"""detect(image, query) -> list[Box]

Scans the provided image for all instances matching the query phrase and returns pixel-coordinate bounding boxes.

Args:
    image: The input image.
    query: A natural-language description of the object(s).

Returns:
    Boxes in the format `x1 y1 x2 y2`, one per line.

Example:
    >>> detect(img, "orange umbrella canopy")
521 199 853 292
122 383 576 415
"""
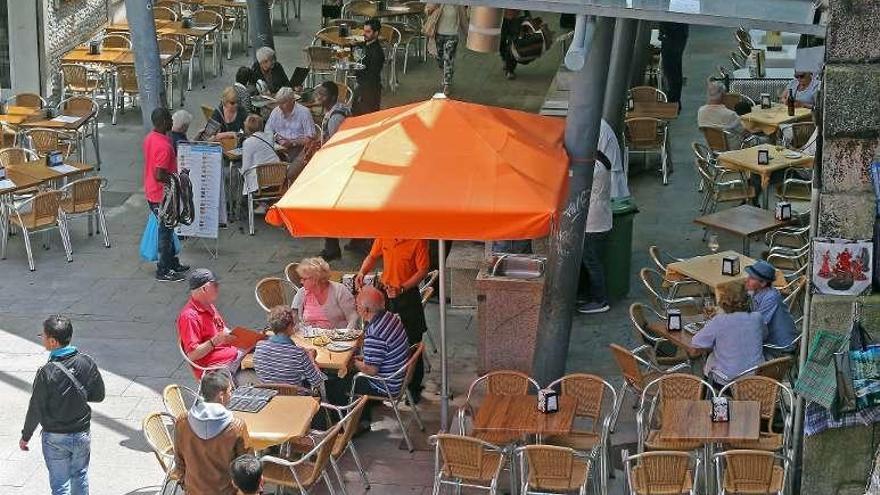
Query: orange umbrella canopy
266 95 568 240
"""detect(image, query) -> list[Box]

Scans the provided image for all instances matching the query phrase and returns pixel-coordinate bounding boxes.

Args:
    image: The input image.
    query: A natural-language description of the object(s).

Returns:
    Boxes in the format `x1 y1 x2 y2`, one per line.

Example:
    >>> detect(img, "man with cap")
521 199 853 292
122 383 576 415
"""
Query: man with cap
177 269 245 377
745 260 798 356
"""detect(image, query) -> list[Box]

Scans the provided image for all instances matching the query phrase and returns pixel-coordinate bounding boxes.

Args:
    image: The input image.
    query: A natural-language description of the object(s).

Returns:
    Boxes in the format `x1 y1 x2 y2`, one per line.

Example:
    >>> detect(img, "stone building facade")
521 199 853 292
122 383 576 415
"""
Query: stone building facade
42 0 116 96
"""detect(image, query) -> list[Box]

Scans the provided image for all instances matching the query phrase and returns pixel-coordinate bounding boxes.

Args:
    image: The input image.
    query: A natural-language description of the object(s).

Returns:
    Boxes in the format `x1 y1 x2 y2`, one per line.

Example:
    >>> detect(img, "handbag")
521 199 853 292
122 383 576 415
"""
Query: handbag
511 18 553 65
139 212 181 262
850 302 880 409
795 329 849 409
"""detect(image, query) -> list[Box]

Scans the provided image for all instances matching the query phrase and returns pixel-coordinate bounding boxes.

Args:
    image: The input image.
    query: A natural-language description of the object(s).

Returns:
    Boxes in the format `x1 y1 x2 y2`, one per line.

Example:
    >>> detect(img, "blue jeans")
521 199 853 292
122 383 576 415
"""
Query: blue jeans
42 431 91 495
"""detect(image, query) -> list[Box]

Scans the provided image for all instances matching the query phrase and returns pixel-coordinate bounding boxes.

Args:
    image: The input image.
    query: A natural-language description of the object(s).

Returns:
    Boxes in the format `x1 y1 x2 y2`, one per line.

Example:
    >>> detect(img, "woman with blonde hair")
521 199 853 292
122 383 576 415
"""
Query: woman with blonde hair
292 257 358 329
210 86 248 140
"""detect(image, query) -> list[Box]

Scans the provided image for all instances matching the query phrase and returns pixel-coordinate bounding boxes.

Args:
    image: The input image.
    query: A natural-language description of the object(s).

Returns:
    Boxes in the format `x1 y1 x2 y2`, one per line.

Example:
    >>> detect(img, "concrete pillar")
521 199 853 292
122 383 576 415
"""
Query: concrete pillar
801 1 880 494
124 0 165 131
627 21 652 88
247 0 274 56
532 16 615 385
603 18 637 141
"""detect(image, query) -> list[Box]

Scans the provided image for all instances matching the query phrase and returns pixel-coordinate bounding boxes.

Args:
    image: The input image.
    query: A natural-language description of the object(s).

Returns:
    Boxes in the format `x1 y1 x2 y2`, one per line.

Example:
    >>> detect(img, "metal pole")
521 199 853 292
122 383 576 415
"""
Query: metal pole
124 0 166 131
247 0 275 57
603 18 637 137
532 16 615 386
628 20 652 88
438 239 449 431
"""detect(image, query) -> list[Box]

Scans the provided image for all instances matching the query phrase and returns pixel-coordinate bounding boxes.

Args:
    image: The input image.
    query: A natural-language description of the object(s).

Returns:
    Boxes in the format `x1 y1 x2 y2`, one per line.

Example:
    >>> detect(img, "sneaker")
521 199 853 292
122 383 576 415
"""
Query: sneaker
172 264 190 274
505 71 516 80
318 249 341 261
576 301 610 314
156 271 186 283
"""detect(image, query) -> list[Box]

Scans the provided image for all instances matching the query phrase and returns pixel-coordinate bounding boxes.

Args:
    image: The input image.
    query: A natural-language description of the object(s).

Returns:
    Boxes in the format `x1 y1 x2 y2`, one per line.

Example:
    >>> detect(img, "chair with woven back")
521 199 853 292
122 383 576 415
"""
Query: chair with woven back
158 37 187 106
161 383 199 418
305 45 335 86
516 444 594 495
721 376 794 454
101 33 132 49
628 86 667 103
12 93 47 109
692 155 754 215
153 5 178 21
192 10 224 76
58 176 110 247
113 65 140 124
624 117 670 185
283 261 302 288
623 449 699 495
162 33 198 91
629 302 692 367
418 269 440 353
0 146 39 166
733 356 795 384
638 267 704 317
721 92 755 112
248 161 288 235
2 189 73 271
713 449 789 495
59 96 101 168
202 5 239 60
142 411 181 495
254 276 298 312
155 0 181 13
379 24 402 91
429 433 506 495
637 374 716 454
26 128 74 159
458 370 542 447
260 421 343 493
700 125 735 154
60 64 100 101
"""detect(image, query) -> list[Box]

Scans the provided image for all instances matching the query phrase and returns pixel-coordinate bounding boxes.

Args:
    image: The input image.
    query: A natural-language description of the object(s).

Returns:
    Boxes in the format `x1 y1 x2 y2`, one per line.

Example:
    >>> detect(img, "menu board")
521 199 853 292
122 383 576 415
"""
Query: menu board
176 142 222 239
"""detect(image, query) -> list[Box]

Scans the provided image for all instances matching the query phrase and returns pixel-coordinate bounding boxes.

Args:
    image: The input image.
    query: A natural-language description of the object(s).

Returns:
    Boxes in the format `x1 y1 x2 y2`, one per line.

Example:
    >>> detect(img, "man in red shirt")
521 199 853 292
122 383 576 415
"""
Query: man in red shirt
144 107 188 282
177 269 242 378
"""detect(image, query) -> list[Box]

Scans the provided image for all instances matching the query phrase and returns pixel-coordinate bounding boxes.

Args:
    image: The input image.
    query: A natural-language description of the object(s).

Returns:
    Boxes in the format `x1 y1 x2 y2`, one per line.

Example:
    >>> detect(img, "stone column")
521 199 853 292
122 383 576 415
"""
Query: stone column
801 2 880 494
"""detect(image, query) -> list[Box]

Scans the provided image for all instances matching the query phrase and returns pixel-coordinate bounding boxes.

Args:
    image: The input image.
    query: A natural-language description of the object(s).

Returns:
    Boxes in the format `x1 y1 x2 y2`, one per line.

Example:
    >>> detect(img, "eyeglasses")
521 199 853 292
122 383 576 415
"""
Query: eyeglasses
794 73 807 79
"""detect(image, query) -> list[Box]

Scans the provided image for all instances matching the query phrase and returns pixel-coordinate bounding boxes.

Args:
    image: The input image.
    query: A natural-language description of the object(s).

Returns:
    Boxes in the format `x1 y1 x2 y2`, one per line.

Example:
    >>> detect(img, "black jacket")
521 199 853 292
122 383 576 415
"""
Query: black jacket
21 349 105 441
250 61 290 94
356 40 384 91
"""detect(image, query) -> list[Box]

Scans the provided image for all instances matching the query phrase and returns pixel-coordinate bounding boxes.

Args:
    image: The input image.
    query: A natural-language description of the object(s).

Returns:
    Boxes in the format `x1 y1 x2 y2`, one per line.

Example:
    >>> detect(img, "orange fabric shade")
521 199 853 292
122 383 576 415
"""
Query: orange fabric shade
266 96 568 240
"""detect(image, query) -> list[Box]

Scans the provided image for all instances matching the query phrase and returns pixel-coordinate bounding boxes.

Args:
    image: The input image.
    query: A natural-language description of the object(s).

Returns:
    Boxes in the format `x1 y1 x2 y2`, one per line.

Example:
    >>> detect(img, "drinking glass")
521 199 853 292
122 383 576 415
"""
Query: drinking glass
708 234 720 254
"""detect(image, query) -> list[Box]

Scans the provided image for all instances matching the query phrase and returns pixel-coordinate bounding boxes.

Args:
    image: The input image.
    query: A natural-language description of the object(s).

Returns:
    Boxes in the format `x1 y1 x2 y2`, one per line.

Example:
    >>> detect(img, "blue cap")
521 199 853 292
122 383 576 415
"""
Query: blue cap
745 260 776 282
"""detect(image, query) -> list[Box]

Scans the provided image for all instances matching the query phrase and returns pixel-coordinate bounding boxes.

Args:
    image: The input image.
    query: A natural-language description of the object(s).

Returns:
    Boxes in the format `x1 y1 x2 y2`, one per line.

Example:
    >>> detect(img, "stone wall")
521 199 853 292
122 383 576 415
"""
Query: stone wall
802 1 880 494
43 0 110 96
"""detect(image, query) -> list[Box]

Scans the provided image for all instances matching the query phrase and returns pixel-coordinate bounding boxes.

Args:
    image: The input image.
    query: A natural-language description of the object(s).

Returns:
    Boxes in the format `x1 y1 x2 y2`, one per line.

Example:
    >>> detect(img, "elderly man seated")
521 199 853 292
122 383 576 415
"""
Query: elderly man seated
697 81 750 142
250 46 289 95
265 86 316 166
173 370 252 495
746 260 799 357
252 306 325 393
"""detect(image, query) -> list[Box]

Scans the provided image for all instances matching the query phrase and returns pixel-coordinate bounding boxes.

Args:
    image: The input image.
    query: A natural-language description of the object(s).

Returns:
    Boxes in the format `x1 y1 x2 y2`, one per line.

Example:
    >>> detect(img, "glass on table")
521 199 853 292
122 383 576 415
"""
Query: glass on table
707 234 720 254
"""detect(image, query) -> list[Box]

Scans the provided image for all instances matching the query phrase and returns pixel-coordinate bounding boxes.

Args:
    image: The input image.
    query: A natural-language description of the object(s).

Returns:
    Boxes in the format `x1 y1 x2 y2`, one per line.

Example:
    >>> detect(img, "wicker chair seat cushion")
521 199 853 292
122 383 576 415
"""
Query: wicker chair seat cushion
528 460 589 492
545 430 600 452
726 432 784 451
645 430 703 451
10 211 57 230
632 466 694 495
722 465 784 494
441 451 504 482
59 196 97 214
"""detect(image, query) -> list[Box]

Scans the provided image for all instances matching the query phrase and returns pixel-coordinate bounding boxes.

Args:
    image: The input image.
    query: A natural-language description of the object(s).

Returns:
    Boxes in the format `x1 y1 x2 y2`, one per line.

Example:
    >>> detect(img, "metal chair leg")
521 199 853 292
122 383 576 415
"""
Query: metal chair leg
59 220 73 262
405 390 425 431
330 458 348 495
248 194 255 235
348 443 370 489
21 226 35 271
98 207 110 248
390 400 414 452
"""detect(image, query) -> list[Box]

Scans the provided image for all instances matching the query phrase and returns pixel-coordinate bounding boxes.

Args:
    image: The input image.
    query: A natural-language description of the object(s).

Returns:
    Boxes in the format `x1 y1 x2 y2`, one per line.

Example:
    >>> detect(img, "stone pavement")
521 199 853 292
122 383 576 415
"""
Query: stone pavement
0 7 746 493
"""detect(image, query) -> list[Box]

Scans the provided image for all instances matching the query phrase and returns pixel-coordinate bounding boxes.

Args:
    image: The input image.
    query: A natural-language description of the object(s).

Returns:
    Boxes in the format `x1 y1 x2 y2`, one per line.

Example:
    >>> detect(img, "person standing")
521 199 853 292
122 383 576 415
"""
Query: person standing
499 9 526 80
658 22 689 112
356 238 429 401
20 316 106 495
576 149 613 314
353 18 385 116
425 3 468 93
143 107 188 282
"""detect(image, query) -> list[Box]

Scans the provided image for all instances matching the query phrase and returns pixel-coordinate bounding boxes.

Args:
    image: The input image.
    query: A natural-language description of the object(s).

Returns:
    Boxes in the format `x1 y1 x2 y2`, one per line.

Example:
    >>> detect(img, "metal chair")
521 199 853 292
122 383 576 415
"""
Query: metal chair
158 37 186 106
305 45 335 87
623 450 699 495
193 9 224 76
26 128 74 158
161 383 199 418
418 269 439 353
778 121 816 151
628 86 667 103
283 261 302 288
162 33 198 92
349 343 426 452
60 64 100 101
255 276 298 311
721 92 755 112
638 268 703 317
101 33 132 49
764 226 808 251
260 422 343 493
59 96 101 168
712 450 789 495
58 176 110 248
700 125 736 154
1 190 73 271
629 303 692 367
720 377 794 454
692 156 754 215
142 411 181 495
11 93 47 109
647 245 684 272
153 6 179 21
0 147 39 166
637 374 716 454
430 433 506 495
113 65 140 125
380 24 403 91
202 5 239 60
624 117 670 185
177 339 227 379
733 356 795 384
516 444 595 495
247 161 287 235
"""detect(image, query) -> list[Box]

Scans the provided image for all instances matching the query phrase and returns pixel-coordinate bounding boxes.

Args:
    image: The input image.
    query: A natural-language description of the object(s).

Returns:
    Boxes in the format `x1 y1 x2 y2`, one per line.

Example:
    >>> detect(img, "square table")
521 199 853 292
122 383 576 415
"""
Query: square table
239 333 360 378
626 101 679 120
646 316 706 357
694 204 792 255
716 144 813 208
666 251 785 300
741 104 811 135
234 395 320 450
62 47 131 65
155 22 219 89
473 394 577 438
0 106 43 125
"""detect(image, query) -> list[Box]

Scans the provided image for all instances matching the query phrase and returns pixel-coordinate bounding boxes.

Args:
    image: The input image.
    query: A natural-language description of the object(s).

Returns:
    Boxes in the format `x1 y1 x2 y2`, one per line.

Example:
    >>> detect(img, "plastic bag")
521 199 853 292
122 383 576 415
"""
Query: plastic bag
139 212 181 262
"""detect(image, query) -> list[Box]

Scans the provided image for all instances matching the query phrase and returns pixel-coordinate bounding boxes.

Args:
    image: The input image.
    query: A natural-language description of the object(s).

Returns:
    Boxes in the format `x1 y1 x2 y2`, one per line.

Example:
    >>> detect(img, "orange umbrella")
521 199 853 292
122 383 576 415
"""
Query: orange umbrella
266 95 568 240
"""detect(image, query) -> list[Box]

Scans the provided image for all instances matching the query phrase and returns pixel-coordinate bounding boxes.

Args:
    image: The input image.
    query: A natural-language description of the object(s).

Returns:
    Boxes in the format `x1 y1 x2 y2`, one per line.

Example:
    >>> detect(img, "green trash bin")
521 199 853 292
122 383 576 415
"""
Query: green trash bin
602 196 639 301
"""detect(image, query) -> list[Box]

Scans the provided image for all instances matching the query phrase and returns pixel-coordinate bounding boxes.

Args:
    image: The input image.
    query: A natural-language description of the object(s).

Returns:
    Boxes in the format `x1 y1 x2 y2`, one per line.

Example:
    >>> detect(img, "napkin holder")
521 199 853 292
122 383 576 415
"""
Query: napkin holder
757 149 770 165
181 16 193 28
722 255 741 276
46 106 58 119
88 40 101 55
46 150 64 168
667 308 682 332
775 201 792 221
711 397 730 422
339 23 351 37
0 166 6 180
760 93 771 109
537 388 559 414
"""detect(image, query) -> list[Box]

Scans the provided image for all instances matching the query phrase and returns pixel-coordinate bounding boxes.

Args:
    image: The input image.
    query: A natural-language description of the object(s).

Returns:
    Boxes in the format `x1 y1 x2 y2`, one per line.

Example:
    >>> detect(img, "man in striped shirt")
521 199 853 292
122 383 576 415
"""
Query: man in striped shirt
253 306 325 393
351 287 410 425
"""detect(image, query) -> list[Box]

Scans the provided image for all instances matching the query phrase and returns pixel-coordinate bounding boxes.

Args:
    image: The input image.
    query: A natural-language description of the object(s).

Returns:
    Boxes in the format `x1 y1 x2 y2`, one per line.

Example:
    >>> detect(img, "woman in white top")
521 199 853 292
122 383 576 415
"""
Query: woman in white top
782 71 820 109
292 257 358 329
240 114 280 196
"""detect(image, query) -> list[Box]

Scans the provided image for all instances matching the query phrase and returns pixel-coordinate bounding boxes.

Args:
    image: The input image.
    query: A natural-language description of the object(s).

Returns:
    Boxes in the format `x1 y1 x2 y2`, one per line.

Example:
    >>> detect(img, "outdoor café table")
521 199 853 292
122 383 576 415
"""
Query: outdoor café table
234 395 320 451
646 315 707 358
0 105 42 125
293 333 361 378
20 112 96 164
473 394 577 441
665 251 785 301
659 399 761 494
625 100 679 120
316 28 384 47
61 47 131 65
740 103 811 136
694 204 792 256
715 143 814 208
156 22 219 89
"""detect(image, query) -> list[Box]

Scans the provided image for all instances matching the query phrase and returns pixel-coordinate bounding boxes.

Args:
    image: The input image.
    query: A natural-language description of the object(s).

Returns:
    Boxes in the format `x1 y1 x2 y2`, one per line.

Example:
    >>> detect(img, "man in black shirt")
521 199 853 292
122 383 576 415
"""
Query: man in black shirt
353 18 385 116
659 22 689 112
20 315 105 495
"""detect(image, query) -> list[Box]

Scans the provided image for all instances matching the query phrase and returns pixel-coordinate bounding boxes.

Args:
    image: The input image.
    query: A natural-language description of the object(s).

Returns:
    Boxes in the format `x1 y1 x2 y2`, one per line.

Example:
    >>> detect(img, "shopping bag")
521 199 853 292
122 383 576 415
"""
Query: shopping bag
812 237 873 295
850 314 880 409
795 329 849 409
834 349 858 415
139 213 181 262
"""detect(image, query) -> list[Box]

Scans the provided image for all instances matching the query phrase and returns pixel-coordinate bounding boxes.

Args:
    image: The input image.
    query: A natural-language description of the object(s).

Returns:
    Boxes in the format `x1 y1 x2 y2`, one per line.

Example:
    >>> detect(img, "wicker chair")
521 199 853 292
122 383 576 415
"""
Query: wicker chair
142 412 181 495
1 190 73 271
202 5 239 60
60 64 100 101
418 269 440 353
623 450 699 495
283 261 302 288
101 33 132 49
637 374 715 454
112 65 140 125
12 93 47 109
161 383 198 418
349 343 425 452
624 117 670 185
379 24 403 91
713 450 789 495
305 45 335 86
647 245 684 272
0 147 39 166
177 339 227 380
638 268 703 317
254 276 298 311
721 377 794 454
26 128 74 158
700 126 736 154
162 33 198 91
733 356 795 384
58 176 110 247
153 5 179 21
516 444 594 495
193 10 224 76
158 37 186 106
261 422 343 493
429 433 506 494
247 161 287 235
628 86 667 103
778 121 816 151
721 92 755 112
629 303 692 366
59 96 101 168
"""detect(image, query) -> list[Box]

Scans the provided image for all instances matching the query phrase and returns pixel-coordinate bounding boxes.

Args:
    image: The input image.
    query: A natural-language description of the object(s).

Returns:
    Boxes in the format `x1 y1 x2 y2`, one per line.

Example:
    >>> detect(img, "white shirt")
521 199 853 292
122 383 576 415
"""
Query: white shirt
240 131 281 195
265 103 316 142
598 119 627 199
585 159 612 233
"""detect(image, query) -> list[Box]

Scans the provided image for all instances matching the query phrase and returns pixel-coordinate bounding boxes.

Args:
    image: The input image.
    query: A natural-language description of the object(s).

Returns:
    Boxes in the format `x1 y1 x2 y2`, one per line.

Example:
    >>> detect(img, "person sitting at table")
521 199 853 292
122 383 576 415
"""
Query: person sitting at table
265 87 316 180
292 257 358 329
782 71 820 109
745 260 799 357
240 114 280 198
177 269 245 378
170 109 192 152
697 81 750 143
230 454 263 495
251 46 289 95
252 306 325 393
210 87 247 141
691 291 767 387
233 66 257 115
173 370 251 495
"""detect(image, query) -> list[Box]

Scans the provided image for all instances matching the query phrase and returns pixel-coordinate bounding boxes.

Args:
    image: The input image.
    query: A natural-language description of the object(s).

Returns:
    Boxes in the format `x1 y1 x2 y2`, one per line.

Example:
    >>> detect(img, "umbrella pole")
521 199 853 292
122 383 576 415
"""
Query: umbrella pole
439 239 449 432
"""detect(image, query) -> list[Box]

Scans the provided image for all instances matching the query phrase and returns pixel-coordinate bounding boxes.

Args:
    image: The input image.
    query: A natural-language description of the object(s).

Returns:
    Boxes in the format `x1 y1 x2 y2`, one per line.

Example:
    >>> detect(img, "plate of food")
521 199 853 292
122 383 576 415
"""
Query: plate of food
331 328 362 341
385 5 410 11
311 335 331 347
346 35 365 43
327 342 354 352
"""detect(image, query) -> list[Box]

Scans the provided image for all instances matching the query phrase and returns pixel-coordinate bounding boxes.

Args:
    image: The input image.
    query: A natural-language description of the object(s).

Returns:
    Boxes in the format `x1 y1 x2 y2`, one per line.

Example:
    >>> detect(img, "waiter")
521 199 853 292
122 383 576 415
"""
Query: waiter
353 18 385 116
356 238 429 402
